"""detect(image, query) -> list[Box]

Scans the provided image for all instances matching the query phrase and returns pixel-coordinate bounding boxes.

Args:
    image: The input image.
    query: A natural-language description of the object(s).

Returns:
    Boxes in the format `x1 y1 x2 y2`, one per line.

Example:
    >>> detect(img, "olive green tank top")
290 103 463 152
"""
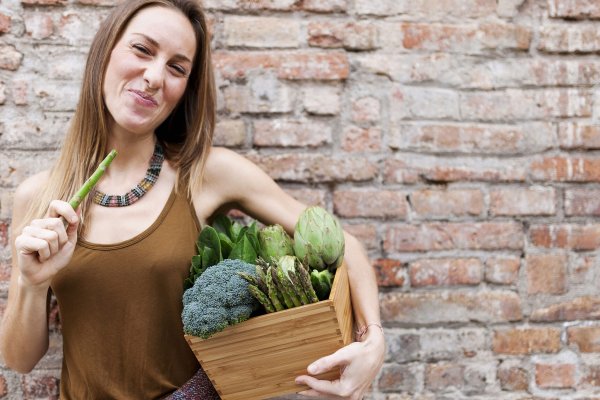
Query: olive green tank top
51 188 201 399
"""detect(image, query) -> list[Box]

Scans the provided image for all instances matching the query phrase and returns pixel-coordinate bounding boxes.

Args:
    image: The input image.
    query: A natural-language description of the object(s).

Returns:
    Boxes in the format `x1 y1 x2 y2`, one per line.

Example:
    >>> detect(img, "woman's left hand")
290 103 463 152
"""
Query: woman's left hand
294 328 385 399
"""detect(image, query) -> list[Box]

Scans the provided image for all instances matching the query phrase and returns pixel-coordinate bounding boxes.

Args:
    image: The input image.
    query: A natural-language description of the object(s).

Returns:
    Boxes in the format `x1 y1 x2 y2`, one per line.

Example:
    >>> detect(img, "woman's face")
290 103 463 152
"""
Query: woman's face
103 5 197 136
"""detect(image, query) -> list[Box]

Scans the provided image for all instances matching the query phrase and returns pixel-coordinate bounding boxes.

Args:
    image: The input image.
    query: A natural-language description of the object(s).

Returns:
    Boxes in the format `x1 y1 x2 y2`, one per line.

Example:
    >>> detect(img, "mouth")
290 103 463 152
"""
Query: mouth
128 89 158 107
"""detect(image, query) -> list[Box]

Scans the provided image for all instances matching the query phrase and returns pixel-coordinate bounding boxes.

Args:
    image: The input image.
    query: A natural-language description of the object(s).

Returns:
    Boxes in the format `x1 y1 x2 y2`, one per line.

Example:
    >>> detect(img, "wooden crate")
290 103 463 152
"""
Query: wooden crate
184 262 354 400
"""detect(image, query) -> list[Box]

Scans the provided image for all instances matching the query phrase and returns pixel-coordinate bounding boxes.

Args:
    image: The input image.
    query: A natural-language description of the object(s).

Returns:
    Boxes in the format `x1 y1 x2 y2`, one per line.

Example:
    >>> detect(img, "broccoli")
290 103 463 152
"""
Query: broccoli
182 259 260 339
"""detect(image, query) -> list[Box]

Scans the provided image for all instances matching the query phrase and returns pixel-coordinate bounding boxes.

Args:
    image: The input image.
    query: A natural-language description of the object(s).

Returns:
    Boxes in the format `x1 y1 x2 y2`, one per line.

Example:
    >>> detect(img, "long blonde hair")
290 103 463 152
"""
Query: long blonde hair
21 0 216 235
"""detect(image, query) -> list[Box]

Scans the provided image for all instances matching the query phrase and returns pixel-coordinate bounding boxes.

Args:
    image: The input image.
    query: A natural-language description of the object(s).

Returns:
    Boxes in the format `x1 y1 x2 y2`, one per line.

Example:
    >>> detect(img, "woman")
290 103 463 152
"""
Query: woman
0 0 384 398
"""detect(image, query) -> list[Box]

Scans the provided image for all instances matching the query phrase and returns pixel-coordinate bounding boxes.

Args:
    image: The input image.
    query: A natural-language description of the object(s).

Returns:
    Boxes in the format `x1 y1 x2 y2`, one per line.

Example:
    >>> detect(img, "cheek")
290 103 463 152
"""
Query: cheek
164 79 189 108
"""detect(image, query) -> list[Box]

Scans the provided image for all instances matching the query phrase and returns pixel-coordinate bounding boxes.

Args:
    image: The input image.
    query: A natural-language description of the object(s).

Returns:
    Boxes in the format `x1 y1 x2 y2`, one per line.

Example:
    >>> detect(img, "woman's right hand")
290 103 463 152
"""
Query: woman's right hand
14 200 79 289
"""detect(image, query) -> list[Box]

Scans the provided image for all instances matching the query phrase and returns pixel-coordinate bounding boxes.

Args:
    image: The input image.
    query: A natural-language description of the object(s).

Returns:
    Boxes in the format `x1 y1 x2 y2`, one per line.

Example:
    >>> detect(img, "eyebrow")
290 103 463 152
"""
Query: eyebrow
132 33 193 64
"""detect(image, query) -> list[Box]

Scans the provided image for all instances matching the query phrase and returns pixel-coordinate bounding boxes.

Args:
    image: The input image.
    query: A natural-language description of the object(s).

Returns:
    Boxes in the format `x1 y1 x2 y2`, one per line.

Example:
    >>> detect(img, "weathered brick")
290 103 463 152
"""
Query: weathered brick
585 365 600 387
283 188 326 208
343 224 378 250
461 89 592 121
425 363 464 391
485 257 520 285
0 83 5 105
301 0 347 12
498 360 529 391
0 150 57 187
409 258 482 288
22 0 66 4
529 224 600 250
391 86 460 120
224 16 300 48
565 189 600 216
12 80 28 106
491 187 556 216
34 80 81 111
570 254 596 284
302 85 340 115
214 51 350 81
0 189 14 219
399 22 530 53
531 296 600 321
493 328 561 354
0 44 23 71
0 13 11 34
0 220 8 248
373 258 405 287
559 123 600 150
0 260 11 283
253 119 332 148
498 0 526 17
385 332 420 362
57 10 107 45
389 123 555 155
334 189 407 218
548 0 600 19
357 0 497 18
1 112 70 150
341 126 381 152
526 253 567 295
24 13 54 39
223 75 294 114
308 21 377 51
378 364 419 393
410 189 484 219
539 25 600 53
535 363 576 389
351 96 380 123
568 326 600 352
385 222 523 252
76 0 121 5
354 0 404 15
249 153 377 183
419 329 487 360
203 0 296 11
381 290 522 324
0 374 6 398
21 373 60 398
214 119 246 147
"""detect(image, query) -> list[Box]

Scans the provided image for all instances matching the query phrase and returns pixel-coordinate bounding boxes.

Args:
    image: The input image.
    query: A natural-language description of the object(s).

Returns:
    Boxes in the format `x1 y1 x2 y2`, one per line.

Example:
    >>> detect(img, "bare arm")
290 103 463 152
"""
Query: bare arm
0 172 79 373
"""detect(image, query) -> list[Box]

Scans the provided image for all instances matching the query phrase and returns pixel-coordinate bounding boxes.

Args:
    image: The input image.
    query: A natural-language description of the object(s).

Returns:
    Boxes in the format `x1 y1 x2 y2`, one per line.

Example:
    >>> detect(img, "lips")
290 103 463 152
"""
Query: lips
128 89 158 107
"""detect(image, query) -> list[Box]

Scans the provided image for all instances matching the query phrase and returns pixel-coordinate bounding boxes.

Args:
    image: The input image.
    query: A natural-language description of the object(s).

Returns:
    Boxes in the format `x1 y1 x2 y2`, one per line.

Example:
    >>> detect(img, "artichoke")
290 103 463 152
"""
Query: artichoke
293 206 345 271
258 224 294 263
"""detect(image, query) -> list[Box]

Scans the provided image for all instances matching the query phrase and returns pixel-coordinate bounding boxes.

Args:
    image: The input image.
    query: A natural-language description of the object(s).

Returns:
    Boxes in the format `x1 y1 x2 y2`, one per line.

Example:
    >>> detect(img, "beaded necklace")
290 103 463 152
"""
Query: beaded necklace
92 143 164 207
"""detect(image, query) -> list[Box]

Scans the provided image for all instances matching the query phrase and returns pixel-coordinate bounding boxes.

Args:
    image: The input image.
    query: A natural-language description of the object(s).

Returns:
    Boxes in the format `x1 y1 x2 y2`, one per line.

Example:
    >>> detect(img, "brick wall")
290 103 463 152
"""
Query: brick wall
1 0 600 398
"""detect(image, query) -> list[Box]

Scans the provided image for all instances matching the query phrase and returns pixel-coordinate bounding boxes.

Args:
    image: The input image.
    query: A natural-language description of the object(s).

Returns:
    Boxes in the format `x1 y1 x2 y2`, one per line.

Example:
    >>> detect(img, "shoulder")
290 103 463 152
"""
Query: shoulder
14 170 51 208
204 146 252 173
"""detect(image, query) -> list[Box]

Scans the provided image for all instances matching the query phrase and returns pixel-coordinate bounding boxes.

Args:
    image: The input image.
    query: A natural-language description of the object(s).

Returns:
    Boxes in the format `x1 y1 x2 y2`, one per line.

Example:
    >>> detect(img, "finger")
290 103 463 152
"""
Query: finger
16 236 51 261
297 389 341 399
307 344 358 375
295 375 343 398
21 226 60 255
46 200 78 225
29 218 68 247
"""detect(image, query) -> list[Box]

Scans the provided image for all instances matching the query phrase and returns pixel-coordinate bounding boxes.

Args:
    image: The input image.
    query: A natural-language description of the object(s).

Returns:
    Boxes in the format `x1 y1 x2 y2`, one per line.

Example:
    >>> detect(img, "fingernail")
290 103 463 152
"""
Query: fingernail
308 364 318 374
71 217 77 223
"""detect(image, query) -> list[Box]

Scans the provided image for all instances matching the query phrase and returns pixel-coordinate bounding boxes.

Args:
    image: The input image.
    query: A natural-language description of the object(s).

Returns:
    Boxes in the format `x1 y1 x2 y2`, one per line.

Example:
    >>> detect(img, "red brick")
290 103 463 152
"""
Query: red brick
384 156 527 184
535 363 576 389
539 25 600 53
284 188 326 208
308 21 377 50
0 260 11 282
565 189 600 216
401 22 530 53
343 224 378 251
381 291 522 324
531 296 600 322
526 253 567 295
351 96 380 123
0 13 10 33
385 222 523 252
333 189 407 218
548 0 600 19
378 364 419 392
585 365 600 387
559 123 600 150
410 189 484 219
498 361 529 391
461 89 592 121
389 123 554 155
568 327 600 352
21 0 66 4
0 44 23 71
249 153 377 183
491 187 556 216
341 126 381 152
214 51 350 81
409 258 482 288
485 257 520 285
0 220 8 248
224 16 300 48
373 258 405 287
425 363 464 391
253 119 332 148
493 328 561 354
531 156 600 182
529 224 600 250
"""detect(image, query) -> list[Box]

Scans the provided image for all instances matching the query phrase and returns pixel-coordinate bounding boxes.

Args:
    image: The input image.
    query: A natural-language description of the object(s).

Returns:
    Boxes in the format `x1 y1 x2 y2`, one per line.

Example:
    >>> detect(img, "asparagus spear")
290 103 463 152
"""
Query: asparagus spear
296 261 319 303
265 266 285 311
69 149 118 209
248 284 276 313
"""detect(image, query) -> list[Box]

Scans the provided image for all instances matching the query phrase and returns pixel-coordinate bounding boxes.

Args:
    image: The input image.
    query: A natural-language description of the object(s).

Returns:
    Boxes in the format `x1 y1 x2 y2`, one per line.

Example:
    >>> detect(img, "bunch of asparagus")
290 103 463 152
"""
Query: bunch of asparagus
239 255 319 313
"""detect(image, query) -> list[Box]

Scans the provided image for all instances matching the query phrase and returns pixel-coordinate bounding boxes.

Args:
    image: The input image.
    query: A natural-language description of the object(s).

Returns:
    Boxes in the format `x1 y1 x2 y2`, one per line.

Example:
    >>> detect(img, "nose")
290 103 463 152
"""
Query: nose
143 61 164 91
